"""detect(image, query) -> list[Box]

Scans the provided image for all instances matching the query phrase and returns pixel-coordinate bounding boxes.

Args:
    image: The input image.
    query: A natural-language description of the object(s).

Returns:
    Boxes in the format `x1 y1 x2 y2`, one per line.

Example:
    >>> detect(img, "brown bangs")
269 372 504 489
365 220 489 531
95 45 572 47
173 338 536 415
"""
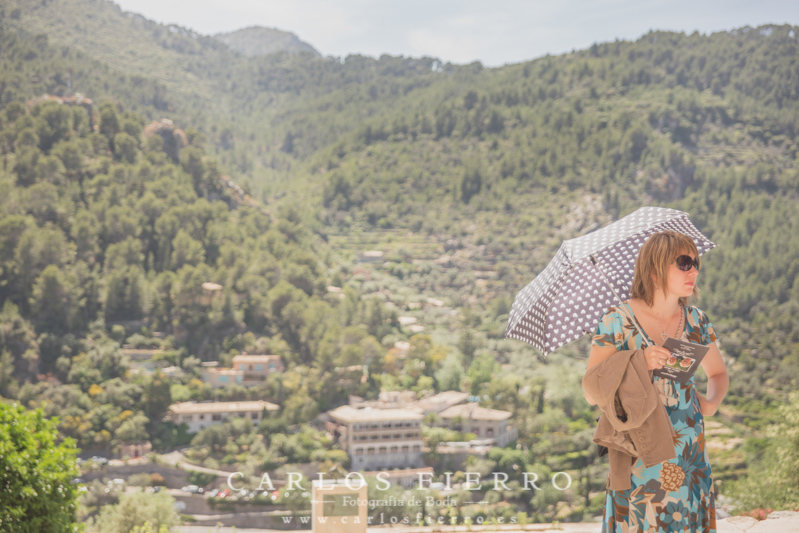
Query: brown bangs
629 231 700 306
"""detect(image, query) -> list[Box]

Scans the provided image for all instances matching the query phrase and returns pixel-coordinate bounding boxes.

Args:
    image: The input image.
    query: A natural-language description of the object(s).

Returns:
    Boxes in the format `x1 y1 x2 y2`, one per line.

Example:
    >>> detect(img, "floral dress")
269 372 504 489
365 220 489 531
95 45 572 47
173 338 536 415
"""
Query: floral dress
592 303 718 533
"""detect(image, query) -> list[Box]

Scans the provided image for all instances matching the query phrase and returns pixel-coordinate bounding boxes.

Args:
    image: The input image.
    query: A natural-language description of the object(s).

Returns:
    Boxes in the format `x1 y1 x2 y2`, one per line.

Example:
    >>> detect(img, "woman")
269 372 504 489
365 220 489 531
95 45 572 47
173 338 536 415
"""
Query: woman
584 231 729 533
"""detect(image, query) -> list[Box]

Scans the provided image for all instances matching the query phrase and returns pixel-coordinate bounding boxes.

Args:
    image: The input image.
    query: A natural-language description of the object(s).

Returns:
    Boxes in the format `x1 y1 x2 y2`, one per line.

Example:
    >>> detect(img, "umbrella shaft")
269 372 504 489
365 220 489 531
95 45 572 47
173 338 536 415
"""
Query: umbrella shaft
589 254 653 348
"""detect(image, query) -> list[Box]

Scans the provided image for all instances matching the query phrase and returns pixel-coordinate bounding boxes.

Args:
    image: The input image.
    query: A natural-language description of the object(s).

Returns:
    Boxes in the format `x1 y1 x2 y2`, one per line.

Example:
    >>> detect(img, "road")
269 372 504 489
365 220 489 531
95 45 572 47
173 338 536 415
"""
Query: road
159 449 236 478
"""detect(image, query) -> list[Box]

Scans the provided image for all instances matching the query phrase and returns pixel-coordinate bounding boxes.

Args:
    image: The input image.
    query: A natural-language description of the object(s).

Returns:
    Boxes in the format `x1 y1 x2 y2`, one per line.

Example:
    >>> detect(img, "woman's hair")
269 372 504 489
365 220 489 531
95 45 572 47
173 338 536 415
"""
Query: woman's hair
630 231 700 306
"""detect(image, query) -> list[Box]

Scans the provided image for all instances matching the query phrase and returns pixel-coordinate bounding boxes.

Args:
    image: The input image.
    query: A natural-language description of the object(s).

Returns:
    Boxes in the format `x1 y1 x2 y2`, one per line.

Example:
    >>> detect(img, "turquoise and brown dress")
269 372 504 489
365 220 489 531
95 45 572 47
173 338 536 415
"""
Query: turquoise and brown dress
592 303 718 533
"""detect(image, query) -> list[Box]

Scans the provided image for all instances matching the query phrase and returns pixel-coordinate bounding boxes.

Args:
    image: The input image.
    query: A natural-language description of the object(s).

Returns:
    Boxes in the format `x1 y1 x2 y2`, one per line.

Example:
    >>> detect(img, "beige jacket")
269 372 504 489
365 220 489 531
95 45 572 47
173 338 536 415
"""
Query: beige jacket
582 349 676 490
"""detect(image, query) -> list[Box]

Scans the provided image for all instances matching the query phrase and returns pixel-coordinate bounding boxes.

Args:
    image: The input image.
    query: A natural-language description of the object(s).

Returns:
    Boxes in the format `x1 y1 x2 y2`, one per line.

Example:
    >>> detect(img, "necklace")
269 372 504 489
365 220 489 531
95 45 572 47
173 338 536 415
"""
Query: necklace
659 304 684 341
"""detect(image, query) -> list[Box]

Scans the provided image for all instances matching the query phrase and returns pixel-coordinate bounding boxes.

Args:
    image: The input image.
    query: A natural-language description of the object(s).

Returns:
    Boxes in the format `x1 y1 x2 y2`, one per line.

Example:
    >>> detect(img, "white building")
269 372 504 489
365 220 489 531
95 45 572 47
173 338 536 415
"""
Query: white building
169 400 279 433
199 355 284 389
437 402 518 447
232 354 284 384
349 389 417 409
412 390 470 415
201 367 244 388
327 406 424 471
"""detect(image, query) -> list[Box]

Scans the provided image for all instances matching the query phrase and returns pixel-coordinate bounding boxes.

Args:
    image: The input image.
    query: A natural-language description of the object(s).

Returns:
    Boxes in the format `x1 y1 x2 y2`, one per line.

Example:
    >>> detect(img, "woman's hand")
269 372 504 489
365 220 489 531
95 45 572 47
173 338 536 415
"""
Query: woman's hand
644 345 671 370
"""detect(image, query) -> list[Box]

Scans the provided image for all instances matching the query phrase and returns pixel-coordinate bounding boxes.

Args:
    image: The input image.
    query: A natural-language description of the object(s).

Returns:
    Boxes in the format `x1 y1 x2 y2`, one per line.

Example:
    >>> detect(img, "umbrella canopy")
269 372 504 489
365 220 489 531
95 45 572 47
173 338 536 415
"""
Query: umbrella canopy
505 206 716 356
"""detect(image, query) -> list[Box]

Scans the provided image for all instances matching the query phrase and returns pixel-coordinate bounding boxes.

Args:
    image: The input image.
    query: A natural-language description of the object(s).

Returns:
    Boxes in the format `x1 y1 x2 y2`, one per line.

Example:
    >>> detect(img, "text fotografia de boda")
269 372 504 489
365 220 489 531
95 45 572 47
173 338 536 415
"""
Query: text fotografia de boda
226 469 574 496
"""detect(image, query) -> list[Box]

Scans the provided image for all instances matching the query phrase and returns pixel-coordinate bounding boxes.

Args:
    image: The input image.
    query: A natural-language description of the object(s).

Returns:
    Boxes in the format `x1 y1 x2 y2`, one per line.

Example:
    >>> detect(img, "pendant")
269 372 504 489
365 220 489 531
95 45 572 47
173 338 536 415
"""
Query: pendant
660 332 668 341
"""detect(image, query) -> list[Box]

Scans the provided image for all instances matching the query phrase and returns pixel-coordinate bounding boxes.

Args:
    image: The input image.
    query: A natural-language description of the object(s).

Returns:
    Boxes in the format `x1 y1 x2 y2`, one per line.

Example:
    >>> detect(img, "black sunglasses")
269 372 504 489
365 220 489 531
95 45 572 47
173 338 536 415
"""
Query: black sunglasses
675 255 700 272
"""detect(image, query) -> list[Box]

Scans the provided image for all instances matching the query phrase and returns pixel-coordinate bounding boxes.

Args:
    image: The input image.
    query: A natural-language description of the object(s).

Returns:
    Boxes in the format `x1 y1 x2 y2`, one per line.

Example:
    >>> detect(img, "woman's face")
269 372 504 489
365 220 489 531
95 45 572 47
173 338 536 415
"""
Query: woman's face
664 251 699 299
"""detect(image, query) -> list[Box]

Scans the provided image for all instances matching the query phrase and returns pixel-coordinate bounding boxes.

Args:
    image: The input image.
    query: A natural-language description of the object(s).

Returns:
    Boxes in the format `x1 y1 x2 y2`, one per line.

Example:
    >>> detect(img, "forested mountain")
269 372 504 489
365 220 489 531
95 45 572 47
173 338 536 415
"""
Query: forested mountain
0 13 398 450
2 0 231 100
215 26 320 58
2 0 799 521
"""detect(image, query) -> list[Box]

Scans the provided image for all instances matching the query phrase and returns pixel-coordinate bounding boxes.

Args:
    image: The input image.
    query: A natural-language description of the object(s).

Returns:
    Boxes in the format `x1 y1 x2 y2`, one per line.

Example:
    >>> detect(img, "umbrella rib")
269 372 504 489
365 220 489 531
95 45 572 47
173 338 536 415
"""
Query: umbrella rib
540 252 577 354
589 254 626 306
540 253 618 353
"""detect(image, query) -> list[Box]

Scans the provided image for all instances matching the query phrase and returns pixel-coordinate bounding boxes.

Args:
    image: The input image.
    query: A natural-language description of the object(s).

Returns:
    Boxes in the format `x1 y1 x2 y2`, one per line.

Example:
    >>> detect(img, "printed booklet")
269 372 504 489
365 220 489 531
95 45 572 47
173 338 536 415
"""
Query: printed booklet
654 337 710 383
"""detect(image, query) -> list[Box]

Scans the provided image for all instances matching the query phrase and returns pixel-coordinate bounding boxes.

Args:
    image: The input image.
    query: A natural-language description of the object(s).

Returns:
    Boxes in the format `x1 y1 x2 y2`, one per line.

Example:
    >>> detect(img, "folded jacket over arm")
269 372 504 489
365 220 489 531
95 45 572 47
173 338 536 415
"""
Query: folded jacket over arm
582 349 676 490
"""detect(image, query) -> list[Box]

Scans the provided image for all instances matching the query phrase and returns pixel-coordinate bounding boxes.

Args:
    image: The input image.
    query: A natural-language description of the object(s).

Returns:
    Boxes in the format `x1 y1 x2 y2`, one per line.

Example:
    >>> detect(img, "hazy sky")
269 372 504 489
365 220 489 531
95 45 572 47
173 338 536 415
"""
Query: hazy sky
114 0 799 67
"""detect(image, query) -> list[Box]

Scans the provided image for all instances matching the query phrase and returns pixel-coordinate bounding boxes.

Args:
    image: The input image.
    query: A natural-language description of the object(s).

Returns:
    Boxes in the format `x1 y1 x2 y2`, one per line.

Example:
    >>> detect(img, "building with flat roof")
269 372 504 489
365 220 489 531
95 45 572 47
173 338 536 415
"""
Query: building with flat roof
349 389 417 409
232 354 284 384
199 355 284 389
327 406 424 471
437 403 518 447
201 367 244 388
169 400 279 433
412 391 470 415
118 441 152 460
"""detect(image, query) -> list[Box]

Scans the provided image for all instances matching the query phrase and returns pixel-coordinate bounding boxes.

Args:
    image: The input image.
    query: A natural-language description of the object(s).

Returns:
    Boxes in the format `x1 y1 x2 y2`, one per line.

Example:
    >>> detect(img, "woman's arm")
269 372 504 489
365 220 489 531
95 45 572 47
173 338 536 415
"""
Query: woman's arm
584 344 617 405
586 343 619 371
696 342 728 416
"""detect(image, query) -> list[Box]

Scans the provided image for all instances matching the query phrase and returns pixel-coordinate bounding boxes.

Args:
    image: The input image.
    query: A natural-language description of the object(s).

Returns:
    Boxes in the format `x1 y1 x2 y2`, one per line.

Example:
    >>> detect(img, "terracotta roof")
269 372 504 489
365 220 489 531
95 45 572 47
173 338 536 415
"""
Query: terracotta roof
438 403 511 421
328 406 423 423
169 400 279 414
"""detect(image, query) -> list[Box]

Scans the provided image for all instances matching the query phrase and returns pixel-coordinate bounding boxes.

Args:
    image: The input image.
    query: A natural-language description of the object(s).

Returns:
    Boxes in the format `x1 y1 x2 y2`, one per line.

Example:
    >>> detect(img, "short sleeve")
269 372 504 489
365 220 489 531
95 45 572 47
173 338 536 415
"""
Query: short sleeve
698 309 718 345
592 307 626 350
685 306 718 345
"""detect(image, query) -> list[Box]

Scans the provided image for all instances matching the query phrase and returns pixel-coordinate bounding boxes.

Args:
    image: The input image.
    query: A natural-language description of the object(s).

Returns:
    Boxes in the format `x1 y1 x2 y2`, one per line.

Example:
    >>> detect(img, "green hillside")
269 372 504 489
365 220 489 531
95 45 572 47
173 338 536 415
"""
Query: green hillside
215 26 320 57
2 0 799 521
0 6 399 441
2 0 231 99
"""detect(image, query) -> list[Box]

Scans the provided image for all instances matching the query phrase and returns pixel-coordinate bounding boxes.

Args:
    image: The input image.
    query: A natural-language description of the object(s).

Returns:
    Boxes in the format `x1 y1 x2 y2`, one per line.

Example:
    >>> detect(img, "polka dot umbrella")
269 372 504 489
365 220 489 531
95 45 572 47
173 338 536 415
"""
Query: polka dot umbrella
504 206 716 356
